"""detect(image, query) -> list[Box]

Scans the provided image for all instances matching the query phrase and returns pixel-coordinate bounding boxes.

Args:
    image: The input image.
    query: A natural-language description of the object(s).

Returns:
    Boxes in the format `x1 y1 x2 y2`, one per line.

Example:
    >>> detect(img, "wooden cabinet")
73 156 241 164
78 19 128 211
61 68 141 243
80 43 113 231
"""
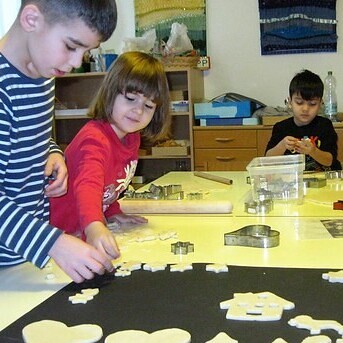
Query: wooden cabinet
193 128 258 170
194 124 343 171
54 67 204 182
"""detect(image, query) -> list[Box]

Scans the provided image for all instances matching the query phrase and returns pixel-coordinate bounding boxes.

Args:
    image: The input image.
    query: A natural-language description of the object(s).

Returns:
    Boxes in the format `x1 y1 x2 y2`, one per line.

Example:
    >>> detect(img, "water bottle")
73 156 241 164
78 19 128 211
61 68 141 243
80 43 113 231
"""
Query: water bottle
323 71 338 121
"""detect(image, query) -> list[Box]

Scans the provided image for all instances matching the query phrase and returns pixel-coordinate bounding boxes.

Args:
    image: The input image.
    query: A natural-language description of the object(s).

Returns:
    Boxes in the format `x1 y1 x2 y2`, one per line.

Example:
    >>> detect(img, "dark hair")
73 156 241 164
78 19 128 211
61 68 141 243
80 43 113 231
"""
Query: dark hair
20 0 117 41
89 51 171 142
289 69 324 100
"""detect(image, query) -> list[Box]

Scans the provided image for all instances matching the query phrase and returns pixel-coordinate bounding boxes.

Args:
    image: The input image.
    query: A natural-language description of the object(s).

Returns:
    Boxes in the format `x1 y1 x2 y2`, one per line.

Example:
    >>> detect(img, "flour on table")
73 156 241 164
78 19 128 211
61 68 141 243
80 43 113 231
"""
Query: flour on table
288 315 343 335
45 273 56 281
322 270 343 283
105 328 191 343
220 291 295 321
205 263 229 273
143 262 168 272
158 231 178 241
170 263 193 272
205 332 238 342
22 319 103 343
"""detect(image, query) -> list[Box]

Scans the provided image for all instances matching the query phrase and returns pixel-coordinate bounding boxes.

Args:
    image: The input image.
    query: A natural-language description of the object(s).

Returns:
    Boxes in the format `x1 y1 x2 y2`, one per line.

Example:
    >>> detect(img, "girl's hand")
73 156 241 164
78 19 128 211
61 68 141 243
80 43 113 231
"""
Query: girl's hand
85 221 120 260
107 213 148 227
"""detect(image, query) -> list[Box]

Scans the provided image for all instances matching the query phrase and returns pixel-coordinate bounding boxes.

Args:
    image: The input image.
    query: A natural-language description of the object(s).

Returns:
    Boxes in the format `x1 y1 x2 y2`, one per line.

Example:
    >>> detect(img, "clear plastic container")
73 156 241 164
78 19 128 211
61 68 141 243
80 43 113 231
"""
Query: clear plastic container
246 154 305 204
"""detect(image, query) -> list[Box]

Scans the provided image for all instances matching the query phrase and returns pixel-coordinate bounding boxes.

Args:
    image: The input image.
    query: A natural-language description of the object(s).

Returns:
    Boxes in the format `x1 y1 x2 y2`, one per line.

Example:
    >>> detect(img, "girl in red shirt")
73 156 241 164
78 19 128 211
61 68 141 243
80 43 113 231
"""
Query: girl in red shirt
50 51 170 260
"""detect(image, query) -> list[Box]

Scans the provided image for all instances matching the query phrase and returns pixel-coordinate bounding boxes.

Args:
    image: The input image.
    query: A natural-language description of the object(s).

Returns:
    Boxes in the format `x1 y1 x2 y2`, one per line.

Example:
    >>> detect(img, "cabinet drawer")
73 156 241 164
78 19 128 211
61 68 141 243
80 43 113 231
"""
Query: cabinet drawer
194 148 257 171
194 130 257 148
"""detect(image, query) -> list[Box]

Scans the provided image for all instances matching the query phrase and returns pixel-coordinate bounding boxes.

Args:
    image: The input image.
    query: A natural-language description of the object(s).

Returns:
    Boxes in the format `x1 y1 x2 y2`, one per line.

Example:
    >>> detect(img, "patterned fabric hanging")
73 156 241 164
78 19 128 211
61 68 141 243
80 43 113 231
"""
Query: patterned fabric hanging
135 0 206 55
258 0 337 55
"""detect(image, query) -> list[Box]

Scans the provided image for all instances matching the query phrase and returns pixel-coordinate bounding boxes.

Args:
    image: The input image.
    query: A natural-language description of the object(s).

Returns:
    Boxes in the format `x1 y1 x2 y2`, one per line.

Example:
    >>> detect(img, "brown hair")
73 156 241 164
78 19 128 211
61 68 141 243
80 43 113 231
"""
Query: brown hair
89 51 170 142
20 0 117 41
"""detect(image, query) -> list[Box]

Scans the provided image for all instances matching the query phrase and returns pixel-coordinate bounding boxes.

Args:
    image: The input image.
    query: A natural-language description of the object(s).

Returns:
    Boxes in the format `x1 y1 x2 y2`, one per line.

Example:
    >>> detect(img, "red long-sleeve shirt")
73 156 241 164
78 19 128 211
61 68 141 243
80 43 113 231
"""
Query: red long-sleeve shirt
50 120 140 237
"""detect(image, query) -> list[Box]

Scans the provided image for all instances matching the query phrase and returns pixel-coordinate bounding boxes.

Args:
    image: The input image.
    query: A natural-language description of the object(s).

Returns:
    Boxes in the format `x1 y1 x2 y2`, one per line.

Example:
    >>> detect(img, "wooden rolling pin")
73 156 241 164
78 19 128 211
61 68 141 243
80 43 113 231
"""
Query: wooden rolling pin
193 171 233 185
119 199 233 214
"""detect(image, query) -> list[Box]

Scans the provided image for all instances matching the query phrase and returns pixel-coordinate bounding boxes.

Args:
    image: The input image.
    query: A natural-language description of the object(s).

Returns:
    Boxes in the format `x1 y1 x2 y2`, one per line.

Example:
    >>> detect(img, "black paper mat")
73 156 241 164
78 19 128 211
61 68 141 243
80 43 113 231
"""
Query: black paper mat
1 264 343 343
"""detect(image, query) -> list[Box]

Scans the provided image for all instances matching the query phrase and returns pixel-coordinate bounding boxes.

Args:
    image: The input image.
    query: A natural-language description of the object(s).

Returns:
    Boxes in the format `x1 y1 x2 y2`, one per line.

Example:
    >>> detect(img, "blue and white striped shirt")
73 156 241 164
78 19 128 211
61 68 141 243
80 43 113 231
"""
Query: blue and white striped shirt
0 53 62 268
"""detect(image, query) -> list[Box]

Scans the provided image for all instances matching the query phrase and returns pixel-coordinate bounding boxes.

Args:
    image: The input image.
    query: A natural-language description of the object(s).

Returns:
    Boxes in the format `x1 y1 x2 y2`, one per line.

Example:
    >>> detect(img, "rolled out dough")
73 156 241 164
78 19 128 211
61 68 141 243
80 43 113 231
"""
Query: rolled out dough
22 319 103 343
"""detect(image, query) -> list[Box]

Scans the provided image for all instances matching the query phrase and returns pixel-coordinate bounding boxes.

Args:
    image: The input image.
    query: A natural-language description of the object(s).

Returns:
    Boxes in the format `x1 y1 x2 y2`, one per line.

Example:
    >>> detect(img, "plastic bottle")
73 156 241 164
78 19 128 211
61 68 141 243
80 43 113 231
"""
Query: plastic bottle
323 71 338 121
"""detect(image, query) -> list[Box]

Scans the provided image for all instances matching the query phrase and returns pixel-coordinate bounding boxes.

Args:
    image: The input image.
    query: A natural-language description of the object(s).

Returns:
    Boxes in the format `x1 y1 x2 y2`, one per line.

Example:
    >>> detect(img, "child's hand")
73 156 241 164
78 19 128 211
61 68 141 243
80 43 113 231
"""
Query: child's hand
294 138 315 155
282 136 299 153
49 233 114 283
107 213 148 228
85 221 120 260
44 152 68 197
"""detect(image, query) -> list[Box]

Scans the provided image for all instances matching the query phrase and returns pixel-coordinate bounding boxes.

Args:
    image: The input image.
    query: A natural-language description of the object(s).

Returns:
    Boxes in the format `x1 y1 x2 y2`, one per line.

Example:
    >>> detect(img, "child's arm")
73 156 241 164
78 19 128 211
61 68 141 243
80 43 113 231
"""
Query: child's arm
85 221 120 260
49 233 115 283
265 136 299 156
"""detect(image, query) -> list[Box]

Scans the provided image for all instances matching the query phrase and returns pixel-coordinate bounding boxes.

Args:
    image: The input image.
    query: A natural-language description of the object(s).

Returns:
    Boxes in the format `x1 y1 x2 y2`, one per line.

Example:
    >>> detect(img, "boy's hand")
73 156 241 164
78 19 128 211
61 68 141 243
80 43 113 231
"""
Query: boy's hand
44 153 68 197
85 221 120 260
282 136 299 153
49 233 114 283
295 138 315 155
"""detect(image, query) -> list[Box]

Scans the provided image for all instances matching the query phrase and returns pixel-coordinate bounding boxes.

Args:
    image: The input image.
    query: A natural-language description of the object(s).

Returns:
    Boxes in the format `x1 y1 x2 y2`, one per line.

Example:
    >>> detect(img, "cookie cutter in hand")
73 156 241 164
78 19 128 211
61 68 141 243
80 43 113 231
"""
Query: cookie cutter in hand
224 224 280 248
171 241 194 254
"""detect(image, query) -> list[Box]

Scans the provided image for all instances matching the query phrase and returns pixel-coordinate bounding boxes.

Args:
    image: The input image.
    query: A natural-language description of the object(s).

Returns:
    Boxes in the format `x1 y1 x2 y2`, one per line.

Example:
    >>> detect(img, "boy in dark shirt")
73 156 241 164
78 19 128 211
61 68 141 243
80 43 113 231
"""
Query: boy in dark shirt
265 69 341 171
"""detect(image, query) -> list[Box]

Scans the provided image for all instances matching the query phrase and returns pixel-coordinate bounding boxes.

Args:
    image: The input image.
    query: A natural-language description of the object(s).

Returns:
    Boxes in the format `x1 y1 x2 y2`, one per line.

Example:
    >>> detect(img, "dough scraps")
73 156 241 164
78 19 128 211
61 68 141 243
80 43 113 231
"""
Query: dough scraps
288 315 343 335
322 270 343 283
104 328 191 343
22 320 103 343
205 332 238 342
205 263 229 273
220 291 295 321
68 288 99 304
143 262 168 272
170 263 193 272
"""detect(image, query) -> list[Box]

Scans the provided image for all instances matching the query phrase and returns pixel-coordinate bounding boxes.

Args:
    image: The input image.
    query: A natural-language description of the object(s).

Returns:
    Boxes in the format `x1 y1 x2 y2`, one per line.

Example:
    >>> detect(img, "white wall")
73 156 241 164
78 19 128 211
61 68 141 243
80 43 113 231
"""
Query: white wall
108 0 343 110
3 0 342 110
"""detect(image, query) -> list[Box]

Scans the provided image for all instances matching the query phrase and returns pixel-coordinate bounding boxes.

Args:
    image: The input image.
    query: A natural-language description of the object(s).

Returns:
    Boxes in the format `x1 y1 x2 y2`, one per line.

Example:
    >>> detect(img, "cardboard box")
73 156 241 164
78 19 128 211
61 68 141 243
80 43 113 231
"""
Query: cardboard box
261 115 292 126
198 117 260 126
246 154 305 204
194 101 252 119
151 140 190 156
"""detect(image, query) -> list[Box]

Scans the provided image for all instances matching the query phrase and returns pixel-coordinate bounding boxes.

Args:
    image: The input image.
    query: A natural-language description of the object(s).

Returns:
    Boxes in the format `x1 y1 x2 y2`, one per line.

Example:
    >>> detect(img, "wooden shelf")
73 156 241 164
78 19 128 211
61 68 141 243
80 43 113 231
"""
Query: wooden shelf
53 67 205 181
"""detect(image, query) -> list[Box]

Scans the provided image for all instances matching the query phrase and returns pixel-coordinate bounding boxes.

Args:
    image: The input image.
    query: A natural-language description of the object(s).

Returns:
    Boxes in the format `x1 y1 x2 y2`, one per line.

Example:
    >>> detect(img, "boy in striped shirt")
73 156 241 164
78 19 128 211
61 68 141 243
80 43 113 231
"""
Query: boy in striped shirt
0 0 118 283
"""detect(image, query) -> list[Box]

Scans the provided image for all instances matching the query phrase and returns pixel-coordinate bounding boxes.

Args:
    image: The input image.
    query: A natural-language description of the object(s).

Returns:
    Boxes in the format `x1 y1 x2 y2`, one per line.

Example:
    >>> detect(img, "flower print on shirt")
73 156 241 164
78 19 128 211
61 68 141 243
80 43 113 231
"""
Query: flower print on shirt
102 160 138 212
116 160 138 193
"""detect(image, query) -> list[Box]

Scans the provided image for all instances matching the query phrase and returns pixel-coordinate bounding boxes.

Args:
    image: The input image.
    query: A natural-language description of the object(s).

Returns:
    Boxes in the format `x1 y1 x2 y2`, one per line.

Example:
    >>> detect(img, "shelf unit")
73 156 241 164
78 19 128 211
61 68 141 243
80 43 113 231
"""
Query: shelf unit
53 67 204 182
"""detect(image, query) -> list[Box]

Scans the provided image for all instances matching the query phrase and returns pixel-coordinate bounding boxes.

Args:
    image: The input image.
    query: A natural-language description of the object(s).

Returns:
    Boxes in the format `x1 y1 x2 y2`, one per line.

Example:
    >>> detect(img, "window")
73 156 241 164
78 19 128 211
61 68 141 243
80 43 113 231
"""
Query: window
0 0 20 38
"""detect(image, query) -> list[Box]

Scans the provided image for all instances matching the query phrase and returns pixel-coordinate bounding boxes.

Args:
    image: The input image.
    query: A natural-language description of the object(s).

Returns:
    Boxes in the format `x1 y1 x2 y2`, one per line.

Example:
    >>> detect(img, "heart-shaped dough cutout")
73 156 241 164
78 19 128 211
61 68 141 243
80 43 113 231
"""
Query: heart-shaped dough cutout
105 328 191 343
22 320 103 343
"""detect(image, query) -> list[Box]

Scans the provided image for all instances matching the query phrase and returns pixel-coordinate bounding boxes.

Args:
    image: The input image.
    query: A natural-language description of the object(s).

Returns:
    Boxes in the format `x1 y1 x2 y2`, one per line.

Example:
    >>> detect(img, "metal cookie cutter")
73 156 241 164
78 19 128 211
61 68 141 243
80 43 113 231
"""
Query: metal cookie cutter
303 177 327 188
245 199 273 214
224 224 280 248
171 241 194 254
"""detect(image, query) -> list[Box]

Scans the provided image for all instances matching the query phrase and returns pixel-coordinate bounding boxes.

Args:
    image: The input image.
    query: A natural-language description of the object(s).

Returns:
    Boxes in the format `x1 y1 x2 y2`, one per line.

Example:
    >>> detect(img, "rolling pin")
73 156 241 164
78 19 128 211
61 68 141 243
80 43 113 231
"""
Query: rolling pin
119 199 233 214
193 171 233 185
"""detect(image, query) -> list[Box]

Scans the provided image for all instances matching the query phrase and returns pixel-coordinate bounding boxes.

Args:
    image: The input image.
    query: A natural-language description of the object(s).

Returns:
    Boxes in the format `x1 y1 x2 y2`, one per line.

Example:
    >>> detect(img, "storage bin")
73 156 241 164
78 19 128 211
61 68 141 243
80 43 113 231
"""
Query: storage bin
246 154 305 204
